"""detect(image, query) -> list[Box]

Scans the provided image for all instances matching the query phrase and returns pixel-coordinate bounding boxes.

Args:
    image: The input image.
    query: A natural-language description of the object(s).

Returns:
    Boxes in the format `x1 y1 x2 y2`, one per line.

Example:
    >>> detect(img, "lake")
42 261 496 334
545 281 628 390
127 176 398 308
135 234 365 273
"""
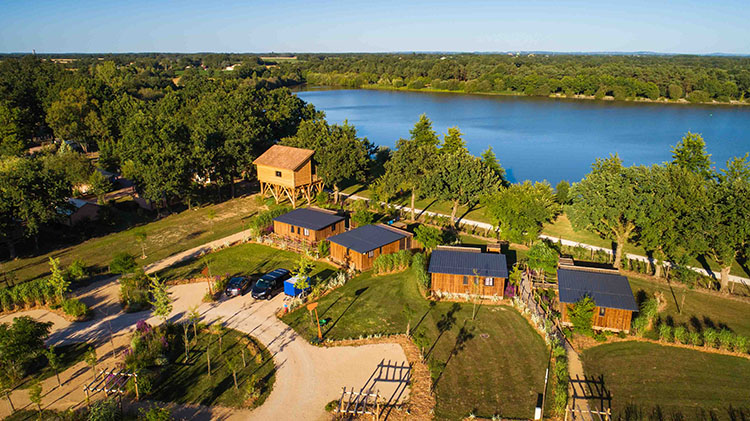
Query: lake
295 88 750 183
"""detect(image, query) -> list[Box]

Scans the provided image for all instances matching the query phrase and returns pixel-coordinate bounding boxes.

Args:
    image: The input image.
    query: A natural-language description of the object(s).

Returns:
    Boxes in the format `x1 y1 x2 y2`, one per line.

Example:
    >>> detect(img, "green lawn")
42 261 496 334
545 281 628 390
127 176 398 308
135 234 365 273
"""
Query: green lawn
628 276 750 337
582 341 750 418
153 328 275 408
281 269 550 419
19 342 89 389
157 243 335 282
2 195 264 285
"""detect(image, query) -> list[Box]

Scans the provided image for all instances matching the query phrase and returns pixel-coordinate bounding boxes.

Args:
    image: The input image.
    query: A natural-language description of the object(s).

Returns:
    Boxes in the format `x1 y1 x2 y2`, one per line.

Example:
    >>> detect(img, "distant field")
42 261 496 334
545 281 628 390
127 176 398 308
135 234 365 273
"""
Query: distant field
582 341 750 418
282 269 551 419
1 195 262 285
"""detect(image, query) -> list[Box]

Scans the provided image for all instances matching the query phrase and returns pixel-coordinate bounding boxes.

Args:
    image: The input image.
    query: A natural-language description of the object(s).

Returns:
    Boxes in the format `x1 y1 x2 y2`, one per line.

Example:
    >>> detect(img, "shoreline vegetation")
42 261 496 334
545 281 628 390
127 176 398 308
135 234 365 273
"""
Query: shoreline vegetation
354 83 750 107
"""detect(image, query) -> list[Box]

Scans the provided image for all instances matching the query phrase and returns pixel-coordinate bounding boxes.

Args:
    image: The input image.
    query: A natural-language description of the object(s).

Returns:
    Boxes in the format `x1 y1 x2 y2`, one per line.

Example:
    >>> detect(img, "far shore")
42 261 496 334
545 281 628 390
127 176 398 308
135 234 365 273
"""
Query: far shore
300 83 750 108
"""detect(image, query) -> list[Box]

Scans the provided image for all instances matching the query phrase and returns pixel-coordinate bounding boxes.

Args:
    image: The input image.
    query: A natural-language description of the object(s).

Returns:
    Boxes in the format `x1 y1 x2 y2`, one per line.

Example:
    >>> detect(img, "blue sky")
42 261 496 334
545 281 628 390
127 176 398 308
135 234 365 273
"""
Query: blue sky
1 0 748 54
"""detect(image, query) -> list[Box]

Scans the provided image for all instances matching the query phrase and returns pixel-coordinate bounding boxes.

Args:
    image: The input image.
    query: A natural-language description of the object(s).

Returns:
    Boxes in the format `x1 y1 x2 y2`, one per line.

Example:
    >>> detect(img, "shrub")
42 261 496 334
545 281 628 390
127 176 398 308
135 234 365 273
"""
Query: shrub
703 328 718 348
568 296 596 336
315 191 330 207
87 398 119 421
67 258 89 280
317 240 330 258
411 253 430 290
110 252 137 274
658 324 673 342
734 335 749 354
718 329 734 351
250 206 290 235
62 298 89 319
120 270 151 312
414 225 442 250
351 209 374 227
689 331 703 347
673 326 688 344
140 405 174 421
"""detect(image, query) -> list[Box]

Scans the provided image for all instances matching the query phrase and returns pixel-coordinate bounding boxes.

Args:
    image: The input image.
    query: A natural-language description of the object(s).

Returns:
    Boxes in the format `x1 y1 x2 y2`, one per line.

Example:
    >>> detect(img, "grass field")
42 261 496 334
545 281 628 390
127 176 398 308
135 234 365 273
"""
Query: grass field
627 276 750 337
157 242 335 282
1 195 264 285
153 328 275 408
582 341 750 418
282 269 550 419
19 342 89 389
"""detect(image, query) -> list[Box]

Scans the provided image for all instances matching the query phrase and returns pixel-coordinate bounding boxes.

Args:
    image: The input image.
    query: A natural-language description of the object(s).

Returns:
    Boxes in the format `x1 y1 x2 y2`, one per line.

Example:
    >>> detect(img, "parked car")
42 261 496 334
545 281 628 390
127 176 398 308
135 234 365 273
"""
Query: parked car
251 268 291 300
225 276 251 297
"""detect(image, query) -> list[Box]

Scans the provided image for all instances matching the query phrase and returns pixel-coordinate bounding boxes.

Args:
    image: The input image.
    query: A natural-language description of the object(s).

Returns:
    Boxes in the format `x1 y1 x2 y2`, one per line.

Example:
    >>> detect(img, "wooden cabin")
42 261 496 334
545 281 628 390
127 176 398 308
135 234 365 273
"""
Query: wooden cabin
253 145 324 208
427 246 508 297
328 224 413 271
272 207 346 244
60 198 100 226
557 265 638 333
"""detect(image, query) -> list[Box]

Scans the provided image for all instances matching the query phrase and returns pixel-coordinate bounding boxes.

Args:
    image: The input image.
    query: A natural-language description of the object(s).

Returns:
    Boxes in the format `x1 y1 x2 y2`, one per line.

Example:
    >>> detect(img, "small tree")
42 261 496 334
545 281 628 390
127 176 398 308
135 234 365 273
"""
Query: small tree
526 241 559 279
188 305 201 342
351 209 374 227
88 170 112 203
182 323 190 362
110 252 137 274
206 208 217 233
293 255 315 288
133 229 148 259
210 318 226 353
568 296 596 336
85 345 98 380
48 257 70 304
414 224 442 250
45 346 62 387
317 240 330 258
225 354 240 390
28 380 42 417
149 275 172 324
0 373 15 413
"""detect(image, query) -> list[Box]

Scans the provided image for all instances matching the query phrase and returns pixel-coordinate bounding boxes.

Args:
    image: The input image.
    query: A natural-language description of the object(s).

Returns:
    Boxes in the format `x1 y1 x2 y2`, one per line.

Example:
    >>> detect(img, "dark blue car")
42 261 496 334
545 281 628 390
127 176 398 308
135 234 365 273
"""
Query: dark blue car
251 268 291 300
225 277 251 297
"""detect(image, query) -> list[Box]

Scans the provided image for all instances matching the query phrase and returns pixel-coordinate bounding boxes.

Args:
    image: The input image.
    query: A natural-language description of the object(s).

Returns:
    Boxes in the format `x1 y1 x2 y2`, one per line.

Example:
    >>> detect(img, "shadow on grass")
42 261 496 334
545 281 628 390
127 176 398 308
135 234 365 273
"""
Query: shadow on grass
424 303 460 360
431 321 475 391
322 287 368 338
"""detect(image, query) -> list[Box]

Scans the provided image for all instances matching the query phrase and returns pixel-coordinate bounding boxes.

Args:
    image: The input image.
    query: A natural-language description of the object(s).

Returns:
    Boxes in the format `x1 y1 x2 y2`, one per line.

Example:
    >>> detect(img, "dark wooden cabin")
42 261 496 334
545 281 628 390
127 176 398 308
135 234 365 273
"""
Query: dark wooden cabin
427 246 508 297
328 224 413 271
272 207 346 244
557 266 638 333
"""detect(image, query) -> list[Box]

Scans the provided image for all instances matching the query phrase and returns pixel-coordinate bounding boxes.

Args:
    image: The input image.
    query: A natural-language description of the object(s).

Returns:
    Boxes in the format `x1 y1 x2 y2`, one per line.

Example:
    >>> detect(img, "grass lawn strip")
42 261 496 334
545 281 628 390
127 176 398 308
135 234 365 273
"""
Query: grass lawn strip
581 341 750 417
2 195 263 285
157 242 336 282
282 269 550 420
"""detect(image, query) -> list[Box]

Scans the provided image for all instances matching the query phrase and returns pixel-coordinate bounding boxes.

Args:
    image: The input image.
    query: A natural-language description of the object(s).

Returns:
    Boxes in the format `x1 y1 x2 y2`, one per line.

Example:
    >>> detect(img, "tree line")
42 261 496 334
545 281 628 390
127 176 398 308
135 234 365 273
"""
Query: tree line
293 53 750 103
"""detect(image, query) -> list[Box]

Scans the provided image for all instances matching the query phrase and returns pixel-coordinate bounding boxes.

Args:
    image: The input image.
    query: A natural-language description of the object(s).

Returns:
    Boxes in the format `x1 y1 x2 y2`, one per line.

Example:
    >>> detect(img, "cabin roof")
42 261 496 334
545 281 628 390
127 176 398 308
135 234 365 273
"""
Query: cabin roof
427 248 508 278
273 208 345 231
253 145 314 171
557 268 638 311
328 224 410 254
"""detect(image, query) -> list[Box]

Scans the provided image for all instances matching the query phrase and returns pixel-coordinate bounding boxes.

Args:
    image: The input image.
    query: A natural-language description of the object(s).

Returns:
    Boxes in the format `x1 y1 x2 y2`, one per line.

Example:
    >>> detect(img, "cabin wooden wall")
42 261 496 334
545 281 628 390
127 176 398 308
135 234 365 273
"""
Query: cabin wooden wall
330 237 410 271
430 273 505 297
273 220 345 243
257 164 295 188
560 303 633 332
294 161 313 186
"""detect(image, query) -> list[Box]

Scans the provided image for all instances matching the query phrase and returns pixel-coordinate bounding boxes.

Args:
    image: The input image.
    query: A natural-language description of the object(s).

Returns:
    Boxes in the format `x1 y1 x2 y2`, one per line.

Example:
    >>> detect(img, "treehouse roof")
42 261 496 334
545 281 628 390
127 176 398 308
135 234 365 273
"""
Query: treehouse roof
253 145 315 171
557 268 638 311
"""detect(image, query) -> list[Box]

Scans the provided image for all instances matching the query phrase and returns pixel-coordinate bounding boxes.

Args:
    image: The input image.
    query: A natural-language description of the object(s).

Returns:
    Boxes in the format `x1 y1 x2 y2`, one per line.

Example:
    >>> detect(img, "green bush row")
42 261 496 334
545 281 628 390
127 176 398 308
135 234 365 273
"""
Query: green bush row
373 250 412 274
411 253 430 290
0 278 58 312
657 324 750 354
249 205 291 234
551 343 569 416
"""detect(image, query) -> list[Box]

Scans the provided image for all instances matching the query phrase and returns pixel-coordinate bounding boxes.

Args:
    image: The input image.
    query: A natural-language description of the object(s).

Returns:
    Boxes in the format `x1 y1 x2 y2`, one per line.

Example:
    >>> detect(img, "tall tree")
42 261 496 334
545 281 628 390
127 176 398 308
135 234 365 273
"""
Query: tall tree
569 155 646 269
483 181 559 244
427 148 501 223
45 87 107 153
671 132 713 179
149 275 173 324
696 156 750 292
282 118 371 203
381 114 440 219
481 146 506 181
440 127 467 155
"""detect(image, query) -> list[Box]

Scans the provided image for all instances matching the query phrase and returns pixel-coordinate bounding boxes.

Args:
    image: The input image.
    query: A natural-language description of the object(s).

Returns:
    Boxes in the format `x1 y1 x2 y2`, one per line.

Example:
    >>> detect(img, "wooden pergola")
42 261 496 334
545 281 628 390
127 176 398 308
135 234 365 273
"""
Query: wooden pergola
253 145 324 208
83 368 139 408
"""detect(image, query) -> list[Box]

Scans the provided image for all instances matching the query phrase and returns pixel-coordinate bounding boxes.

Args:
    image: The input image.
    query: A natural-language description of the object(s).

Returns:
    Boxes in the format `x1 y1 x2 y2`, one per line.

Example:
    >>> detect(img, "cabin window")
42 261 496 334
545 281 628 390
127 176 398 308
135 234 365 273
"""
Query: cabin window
484 277 494 286
599 307 606 317
368 250 374 258
303 228 309 236
463 276 468 285
275 170 282 177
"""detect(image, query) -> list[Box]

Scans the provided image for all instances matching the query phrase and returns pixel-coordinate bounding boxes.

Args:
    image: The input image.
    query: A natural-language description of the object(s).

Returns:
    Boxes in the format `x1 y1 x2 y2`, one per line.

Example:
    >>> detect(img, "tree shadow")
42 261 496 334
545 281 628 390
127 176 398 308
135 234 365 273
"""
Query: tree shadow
424 303 460 360
696 255 716 278
322 287 368 338
431 322 475 390
412 301 436 333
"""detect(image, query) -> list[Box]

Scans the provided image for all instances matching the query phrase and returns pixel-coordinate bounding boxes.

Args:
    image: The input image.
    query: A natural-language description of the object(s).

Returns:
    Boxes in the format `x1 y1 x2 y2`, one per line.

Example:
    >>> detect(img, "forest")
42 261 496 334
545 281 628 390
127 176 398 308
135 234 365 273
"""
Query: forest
295 53 750 103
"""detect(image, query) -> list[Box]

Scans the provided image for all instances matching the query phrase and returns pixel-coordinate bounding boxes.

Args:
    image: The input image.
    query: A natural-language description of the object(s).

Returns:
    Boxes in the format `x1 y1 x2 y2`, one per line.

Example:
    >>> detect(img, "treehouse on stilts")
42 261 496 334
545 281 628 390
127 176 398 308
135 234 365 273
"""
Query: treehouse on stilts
253 145 324 208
